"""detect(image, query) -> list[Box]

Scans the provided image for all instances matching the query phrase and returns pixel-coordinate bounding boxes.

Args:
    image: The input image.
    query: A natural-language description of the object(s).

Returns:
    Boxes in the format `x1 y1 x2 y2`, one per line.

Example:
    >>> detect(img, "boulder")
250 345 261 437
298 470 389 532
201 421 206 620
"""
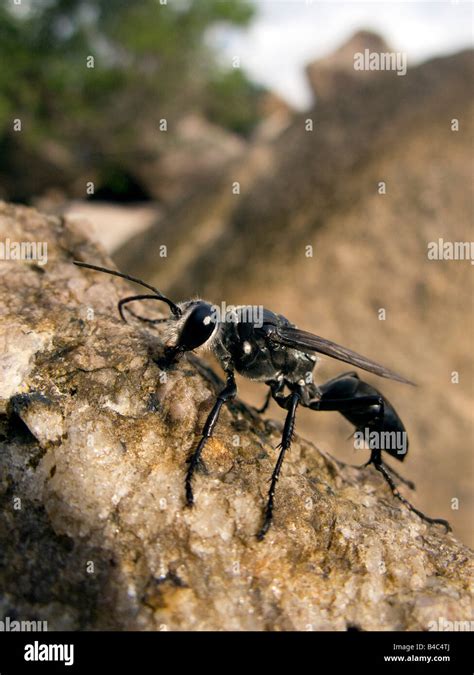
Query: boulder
0 202 472 630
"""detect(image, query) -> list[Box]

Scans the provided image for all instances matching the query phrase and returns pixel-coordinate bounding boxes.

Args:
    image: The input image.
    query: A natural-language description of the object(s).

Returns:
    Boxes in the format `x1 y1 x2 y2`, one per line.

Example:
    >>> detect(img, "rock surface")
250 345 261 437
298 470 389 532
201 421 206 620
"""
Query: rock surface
0 202 472 631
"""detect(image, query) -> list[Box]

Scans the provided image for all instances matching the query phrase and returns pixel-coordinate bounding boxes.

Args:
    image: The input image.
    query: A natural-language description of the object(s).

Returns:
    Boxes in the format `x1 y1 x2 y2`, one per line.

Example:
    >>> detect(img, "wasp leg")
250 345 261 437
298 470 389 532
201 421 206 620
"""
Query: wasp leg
379 460 415 490
257 389 300 540
257 387 384 540
255 380 284 414
348 448 415 489
360 456 415 489
185 371 237 507
371 453 451 531
255 388 272 414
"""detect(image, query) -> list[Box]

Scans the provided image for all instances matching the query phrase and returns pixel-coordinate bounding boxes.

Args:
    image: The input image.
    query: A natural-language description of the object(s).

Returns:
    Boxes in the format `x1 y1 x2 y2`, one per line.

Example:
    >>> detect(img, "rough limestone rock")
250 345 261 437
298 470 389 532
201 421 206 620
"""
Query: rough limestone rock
0 202 472 631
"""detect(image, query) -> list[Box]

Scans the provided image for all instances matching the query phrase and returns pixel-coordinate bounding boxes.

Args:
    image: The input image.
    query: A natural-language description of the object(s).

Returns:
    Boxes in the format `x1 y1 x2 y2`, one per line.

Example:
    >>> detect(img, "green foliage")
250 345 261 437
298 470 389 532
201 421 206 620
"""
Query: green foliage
0 0 259 199
205 68 264 137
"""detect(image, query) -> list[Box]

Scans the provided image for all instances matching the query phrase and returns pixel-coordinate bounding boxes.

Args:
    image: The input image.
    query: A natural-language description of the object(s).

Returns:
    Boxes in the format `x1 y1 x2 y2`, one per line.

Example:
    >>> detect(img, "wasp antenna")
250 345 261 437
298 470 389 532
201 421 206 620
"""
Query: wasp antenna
73 261 182 318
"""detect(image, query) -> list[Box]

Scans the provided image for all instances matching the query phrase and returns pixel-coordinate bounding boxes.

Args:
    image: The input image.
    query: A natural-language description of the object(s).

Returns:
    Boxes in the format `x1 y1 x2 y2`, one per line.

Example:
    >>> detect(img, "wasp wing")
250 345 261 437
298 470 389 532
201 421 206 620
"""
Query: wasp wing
273 326 415 385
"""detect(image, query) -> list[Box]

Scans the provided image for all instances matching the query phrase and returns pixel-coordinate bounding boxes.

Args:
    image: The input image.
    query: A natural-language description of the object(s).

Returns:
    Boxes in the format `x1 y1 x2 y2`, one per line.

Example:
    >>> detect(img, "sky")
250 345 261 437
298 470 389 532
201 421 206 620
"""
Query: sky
210 0 473 109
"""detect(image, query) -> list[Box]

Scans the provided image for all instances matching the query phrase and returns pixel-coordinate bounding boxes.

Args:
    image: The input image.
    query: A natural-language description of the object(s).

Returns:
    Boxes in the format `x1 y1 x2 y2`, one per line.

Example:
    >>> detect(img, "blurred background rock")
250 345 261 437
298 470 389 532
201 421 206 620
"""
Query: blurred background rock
0 0 472 545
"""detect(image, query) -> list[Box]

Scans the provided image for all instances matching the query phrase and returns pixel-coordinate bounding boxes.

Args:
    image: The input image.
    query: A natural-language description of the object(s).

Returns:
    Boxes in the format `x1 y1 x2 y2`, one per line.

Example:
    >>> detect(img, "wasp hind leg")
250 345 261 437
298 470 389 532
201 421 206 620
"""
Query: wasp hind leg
364 455 415 490
369 450 451 532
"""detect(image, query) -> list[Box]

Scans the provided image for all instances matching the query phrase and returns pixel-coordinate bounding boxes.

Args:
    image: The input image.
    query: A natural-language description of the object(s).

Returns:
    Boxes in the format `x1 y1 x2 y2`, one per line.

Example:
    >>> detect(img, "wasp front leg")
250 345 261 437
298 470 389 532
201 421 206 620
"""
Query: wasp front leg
185 371 237 507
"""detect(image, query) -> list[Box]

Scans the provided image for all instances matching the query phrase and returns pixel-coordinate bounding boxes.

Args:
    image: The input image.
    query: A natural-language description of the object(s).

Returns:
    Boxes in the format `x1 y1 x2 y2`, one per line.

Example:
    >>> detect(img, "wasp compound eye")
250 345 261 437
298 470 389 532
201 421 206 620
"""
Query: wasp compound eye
177 303 217 350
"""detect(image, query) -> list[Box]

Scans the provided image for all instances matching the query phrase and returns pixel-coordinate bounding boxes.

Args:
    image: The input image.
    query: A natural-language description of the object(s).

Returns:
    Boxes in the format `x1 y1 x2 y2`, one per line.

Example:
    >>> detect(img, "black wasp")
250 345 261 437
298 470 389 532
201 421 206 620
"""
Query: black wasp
73 261 451 538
